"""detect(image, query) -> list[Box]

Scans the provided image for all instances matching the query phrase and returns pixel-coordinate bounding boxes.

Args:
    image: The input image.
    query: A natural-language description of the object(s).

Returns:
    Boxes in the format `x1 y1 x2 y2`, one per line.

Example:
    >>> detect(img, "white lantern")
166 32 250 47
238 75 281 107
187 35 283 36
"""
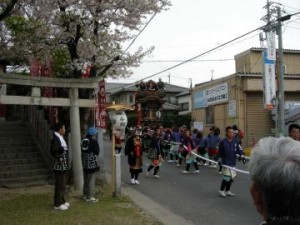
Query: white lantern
109 111 128 139
156 110 161 119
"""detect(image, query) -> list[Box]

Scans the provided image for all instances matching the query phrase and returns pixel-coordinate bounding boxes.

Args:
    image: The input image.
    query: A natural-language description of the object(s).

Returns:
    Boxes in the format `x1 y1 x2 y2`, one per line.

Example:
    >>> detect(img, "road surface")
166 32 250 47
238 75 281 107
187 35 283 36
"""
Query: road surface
103 138 261 225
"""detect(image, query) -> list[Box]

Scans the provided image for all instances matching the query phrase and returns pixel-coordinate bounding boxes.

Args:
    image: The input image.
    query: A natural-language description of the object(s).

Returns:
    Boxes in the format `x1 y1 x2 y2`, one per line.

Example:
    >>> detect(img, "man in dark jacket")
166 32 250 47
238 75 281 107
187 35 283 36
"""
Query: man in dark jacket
50 122 69 210
81 126 100 203
218 126 244 197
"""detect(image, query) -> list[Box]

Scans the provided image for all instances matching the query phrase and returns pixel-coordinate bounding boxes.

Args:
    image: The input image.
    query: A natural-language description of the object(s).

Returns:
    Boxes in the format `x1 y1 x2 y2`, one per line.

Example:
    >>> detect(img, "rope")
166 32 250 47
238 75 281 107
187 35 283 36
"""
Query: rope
190 151 250 175
168 141 250 175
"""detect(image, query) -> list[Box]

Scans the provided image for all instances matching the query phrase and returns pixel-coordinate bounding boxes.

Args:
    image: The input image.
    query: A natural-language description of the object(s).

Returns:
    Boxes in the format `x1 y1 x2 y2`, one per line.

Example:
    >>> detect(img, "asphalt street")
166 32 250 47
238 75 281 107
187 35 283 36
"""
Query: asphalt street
103 138 262 225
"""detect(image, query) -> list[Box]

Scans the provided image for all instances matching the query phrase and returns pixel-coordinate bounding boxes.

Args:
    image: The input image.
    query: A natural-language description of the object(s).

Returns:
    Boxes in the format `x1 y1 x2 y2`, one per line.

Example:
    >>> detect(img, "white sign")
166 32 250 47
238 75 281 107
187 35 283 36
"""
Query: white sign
228 100 237 117
193 121 204 131
194 82 228 108
205 83 228 105
263 51 276 110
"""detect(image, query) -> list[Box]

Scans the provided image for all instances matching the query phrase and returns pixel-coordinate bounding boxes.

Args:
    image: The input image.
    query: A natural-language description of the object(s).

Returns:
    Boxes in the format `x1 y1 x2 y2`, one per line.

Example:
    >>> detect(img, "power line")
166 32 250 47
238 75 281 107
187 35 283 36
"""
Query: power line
106 24 267 93
141 12 300 81
101 10 160 77
141 59 234 63
217 31 260 51
123 12 159 53
138 25 266 81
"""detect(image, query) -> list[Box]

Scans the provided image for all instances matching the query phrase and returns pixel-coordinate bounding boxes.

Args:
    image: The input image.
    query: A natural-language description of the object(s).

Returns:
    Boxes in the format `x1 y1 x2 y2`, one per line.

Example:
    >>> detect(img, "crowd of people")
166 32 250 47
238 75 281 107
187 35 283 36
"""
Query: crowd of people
123 123 300 224
123 124 246 198
49 121 300 224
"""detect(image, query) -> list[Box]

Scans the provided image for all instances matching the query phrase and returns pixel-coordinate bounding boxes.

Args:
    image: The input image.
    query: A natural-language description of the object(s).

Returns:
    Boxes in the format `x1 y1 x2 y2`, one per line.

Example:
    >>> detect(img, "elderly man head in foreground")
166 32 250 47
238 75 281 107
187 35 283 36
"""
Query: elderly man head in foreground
249 137 300 225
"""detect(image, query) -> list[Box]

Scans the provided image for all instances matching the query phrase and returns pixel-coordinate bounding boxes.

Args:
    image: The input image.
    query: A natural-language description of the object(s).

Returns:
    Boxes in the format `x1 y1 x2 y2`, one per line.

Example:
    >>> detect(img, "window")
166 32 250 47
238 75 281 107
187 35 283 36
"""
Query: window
129 94 134 103
205 106 214 124
180 102 189 111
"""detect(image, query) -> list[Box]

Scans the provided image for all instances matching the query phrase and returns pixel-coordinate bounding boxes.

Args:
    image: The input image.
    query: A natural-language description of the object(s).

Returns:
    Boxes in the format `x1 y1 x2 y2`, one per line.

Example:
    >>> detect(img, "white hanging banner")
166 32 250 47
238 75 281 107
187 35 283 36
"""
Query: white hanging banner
263 51 276 110
266 31 276 61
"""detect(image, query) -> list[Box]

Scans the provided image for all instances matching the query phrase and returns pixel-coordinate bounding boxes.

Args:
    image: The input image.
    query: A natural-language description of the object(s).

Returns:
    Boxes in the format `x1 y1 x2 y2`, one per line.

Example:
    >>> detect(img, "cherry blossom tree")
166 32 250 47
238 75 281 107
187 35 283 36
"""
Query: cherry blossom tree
0 0 18 21
0 0 171 78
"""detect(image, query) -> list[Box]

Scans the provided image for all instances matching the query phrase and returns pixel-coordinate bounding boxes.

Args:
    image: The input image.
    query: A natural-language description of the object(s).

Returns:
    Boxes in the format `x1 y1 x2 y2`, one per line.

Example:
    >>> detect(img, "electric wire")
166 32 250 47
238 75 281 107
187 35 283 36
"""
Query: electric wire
107 24 266 93
123 11 158 53
142 11 299 81
108 10 299 93
136 25 266 82
141 59 234 63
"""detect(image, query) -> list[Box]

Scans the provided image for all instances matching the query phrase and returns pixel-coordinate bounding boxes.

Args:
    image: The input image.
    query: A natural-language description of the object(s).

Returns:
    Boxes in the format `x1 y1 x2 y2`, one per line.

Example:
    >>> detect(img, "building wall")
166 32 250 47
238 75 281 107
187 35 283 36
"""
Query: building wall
192 75 243 137
193 75 300 147
284 53 300 74
235 49 262 74
178 94 191 115
112 92 134 105
235 48 300 75
192 48 300 147
163 94 177 105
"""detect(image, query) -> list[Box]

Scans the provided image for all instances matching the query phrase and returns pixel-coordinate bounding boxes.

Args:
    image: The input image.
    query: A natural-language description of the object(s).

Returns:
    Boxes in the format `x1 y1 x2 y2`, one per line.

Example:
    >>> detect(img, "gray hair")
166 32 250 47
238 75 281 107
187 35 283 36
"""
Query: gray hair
249 137 300 218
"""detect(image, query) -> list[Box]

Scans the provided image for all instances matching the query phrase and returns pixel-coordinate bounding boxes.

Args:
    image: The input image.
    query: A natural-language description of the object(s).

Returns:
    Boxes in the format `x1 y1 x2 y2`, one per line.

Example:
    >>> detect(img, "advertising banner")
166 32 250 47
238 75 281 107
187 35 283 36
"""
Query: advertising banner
263 51 276 110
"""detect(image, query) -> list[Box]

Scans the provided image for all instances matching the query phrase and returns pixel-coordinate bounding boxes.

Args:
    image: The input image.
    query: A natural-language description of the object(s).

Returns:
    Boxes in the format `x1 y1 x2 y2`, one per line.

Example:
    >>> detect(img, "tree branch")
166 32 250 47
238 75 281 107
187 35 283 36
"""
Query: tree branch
0 0 18 21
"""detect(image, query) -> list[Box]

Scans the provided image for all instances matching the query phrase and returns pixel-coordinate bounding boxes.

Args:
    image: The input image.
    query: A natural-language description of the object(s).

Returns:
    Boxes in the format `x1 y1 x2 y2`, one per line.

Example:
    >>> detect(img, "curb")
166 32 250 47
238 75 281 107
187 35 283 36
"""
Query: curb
105 172 194 225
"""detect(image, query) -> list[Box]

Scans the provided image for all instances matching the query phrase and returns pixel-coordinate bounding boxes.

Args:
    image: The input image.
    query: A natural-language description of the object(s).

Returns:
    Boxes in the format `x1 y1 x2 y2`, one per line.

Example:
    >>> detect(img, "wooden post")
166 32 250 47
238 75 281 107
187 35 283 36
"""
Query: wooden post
111 133 116 196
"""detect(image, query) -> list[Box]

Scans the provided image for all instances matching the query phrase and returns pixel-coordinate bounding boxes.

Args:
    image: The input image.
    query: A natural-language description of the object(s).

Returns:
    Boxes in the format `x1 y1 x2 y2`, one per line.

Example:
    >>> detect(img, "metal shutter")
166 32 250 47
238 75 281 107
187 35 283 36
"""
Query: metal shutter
245 92 273 146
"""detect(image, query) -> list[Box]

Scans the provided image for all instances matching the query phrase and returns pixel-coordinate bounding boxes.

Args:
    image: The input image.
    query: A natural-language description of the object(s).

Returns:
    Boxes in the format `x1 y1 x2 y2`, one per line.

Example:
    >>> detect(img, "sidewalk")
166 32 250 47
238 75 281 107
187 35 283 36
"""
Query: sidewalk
105 172 194 225
122 186 194 225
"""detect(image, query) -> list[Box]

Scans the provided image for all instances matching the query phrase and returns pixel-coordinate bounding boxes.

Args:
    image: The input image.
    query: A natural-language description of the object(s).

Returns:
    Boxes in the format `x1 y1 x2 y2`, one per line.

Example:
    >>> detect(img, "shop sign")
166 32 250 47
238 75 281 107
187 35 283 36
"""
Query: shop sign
194 82 228 108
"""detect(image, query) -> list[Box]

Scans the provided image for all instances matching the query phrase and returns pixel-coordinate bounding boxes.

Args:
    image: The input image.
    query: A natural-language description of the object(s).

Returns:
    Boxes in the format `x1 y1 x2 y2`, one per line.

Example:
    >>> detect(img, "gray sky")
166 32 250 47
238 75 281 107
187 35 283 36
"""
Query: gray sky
106 0 300 88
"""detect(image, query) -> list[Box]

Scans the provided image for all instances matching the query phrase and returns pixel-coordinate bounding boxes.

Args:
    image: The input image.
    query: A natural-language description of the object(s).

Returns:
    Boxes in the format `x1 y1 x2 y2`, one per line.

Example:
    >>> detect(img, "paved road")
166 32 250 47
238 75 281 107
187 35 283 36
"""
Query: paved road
103 138 262 225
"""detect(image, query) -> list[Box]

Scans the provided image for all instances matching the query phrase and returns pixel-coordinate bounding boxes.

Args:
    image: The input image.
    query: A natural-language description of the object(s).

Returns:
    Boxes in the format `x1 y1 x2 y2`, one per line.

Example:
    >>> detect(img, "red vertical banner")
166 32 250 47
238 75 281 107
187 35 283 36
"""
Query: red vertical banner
96 80 107 128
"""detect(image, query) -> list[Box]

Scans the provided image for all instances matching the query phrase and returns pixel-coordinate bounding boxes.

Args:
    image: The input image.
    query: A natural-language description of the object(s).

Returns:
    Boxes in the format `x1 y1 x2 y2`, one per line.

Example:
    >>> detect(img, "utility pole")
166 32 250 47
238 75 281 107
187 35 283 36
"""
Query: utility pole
277 6 285 137
262 1 292 137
